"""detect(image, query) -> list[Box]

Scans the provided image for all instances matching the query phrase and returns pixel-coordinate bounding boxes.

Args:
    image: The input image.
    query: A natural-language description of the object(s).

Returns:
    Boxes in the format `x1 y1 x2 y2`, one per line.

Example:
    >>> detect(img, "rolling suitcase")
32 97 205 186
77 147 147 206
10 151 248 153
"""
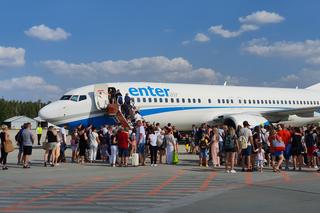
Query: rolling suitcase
132 153 139 167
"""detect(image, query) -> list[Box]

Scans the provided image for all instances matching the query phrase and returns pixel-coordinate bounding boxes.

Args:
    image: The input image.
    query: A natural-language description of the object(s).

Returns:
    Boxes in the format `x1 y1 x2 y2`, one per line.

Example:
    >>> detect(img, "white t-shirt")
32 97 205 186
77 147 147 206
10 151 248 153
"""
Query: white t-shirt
89 132 99 146
149 134 157 146
256 149 265 161
239 127 252 146
137 126 146 144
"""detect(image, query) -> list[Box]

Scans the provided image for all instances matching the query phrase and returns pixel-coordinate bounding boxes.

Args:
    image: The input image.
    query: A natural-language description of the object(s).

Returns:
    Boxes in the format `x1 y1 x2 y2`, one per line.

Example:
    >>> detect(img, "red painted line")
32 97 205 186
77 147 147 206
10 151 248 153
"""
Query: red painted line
0 179 57 197
280 171 291 182
82 173 147 203
199 171 217 192
2 176 104 212
147 170 185 196
245 172 253 186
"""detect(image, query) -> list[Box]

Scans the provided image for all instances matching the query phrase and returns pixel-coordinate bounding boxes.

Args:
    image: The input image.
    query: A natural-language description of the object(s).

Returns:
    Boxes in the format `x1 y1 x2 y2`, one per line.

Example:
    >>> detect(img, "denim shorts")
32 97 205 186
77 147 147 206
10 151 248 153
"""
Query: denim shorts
118 148 129 157
241 146 252 156
199 149 208 158
138 143 145 155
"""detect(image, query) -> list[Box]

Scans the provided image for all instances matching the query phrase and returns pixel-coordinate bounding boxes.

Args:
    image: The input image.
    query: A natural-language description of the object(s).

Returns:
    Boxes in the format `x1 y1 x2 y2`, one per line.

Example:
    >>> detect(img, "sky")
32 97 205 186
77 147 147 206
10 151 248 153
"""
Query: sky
1 0 320 101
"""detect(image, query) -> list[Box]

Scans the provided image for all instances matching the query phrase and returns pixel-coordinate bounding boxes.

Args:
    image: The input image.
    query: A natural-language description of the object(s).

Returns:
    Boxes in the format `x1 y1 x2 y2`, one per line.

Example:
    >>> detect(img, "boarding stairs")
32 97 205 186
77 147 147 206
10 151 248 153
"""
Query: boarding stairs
106 104 131 129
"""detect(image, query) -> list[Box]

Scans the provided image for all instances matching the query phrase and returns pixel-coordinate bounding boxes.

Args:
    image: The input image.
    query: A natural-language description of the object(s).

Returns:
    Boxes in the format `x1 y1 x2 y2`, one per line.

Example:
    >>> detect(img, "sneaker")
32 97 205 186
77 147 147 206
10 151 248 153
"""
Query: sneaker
154 164 157 167
314 165 319 169
226 170 230 173
230 169 237 173
151 164 154 167
2 167 8 170
112 165 116 167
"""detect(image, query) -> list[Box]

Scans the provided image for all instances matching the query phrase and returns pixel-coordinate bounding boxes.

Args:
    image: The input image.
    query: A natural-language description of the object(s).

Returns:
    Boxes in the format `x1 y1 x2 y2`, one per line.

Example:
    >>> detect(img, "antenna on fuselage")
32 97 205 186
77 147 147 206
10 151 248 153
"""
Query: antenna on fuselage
223 81 227 86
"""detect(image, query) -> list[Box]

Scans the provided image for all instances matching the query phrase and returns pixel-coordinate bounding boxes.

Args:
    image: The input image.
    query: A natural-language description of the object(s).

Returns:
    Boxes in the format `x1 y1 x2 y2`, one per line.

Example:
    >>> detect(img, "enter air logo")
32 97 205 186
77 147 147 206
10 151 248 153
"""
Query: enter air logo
129 86 175 97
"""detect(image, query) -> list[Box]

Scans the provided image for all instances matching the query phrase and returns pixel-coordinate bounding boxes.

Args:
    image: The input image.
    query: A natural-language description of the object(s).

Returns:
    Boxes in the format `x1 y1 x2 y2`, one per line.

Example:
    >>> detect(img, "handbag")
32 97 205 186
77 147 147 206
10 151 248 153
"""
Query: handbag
172 152 179 165
4 139 15 153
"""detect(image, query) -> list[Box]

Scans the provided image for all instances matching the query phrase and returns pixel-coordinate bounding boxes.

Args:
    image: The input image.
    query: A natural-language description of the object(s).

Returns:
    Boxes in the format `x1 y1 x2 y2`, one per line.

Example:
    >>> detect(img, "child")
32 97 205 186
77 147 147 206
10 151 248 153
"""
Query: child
255 143 265 172
199 134 209 167
185 134 191 153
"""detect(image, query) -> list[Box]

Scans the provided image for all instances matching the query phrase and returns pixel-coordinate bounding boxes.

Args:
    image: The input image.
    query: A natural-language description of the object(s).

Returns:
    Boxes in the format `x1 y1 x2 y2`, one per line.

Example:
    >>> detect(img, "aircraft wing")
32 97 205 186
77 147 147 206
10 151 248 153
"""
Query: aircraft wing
262 106 320 120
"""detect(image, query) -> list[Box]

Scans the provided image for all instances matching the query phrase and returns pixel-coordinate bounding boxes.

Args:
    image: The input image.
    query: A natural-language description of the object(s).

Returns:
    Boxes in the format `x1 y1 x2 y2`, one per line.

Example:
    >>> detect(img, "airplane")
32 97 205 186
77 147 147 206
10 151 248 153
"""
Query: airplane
38 82 320 130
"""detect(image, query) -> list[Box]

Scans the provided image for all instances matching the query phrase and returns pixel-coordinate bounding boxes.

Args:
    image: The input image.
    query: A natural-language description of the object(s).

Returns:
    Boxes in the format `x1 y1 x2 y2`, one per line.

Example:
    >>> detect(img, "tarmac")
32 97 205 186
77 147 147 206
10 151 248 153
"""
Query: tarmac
0 145 319 213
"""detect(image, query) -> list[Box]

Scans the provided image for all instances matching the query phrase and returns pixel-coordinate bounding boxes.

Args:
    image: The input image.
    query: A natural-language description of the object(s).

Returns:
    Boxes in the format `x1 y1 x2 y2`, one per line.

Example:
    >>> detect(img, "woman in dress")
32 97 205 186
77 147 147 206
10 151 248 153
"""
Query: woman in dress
165 128 176 164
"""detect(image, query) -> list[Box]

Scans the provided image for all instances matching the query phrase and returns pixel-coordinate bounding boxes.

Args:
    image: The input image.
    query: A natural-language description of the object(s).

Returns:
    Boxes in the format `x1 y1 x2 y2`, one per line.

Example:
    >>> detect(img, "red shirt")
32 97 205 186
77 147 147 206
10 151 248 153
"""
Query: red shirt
116 131 129 149
277 130 291 146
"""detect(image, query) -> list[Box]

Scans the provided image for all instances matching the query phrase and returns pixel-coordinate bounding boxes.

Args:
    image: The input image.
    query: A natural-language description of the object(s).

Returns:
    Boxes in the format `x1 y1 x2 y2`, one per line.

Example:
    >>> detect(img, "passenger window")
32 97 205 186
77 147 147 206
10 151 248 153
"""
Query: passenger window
281 100 284 104
218 99 221 104
154 98 157 103
159 98 163 103
303 101 306 105
222 99 225 104
253 100 256 104
137 98 141 103
276 100 280 104
143 98 146 102
71 95 79 102
171 98 174 103
231 99 234 104
176 98 180 103
257 100 260 104
208 99 211 104
165 98 168 103
288 101 291 104
292 100 295 104
148 98 152 102
244 100 247 104
317 101 319 105
182 98 185 103
248 100 251 104
79 95 87 101
226 99 229 104
198 98 201 103
239 99 242 104
285 100 288 104
188 98 191 103
193 98 196 103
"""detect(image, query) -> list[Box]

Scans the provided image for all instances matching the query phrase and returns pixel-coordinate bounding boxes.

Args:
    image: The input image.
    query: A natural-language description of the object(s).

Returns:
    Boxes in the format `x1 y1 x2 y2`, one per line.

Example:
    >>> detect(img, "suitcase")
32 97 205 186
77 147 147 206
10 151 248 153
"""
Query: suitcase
132 153 139 167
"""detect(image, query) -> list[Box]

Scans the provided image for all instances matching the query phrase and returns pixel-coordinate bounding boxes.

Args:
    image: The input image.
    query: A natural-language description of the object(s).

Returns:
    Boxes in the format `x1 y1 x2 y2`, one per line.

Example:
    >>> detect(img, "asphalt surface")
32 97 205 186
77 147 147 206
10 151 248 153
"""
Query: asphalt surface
0 146 319 213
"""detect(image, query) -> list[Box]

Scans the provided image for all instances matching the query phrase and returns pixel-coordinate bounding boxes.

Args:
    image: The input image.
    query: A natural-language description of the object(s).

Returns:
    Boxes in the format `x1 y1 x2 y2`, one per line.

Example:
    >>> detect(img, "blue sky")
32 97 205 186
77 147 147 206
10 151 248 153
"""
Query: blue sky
1 0 320 101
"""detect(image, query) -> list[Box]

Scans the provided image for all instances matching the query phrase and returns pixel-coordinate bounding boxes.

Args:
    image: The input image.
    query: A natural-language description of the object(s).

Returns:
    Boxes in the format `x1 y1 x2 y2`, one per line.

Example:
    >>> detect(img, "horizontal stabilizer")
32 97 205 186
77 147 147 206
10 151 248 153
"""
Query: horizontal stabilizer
306 83 320 90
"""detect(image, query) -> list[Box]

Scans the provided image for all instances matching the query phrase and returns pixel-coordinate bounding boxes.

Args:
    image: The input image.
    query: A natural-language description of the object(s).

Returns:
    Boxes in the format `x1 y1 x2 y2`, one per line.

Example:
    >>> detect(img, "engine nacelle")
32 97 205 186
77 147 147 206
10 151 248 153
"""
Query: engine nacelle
224 114 269 128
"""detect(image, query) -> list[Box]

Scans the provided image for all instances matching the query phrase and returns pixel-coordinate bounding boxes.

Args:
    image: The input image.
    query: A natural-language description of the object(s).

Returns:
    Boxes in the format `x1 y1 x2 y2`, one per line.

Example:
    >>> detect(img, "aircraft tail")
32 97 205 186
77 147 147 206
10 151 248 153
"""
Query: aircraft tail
306 83 320 90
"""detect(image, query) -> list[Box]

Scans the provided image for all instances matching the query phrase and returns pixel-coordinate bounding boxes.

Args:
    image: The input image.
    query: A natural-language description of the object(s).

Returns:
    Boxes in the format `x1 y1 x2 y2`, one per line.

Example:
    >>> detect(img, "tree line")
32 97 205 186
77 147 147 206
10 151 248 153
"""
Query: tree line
0 99 49 123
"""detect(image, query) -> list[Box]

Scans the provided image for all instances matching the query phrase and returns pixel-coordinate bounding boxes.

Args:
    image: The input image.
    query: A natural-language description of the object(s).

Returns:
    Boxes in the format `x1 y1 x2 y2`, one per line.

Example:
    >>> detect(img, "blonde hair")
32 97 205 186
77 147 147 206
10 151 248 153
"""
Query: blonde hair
228 127 236 137
1 125 8 131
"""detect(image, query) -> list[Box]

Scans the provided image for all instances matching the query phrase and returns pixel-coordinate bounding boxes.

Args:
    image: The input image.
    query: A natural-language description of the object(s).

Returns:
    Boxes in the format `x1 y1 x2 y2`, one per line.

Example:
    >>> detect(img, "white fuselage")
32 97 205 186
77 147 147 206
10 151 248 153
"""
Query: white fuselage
38 82 320 130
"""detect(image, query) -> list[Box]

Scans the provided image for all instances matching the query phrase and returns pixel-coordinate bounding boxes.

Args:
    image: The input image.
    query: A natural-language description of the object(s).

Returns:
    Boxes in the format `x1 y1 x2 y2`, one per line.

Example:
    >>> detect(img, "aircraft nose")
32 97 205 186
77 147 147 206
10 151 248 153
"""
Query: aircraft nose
39 103 60 122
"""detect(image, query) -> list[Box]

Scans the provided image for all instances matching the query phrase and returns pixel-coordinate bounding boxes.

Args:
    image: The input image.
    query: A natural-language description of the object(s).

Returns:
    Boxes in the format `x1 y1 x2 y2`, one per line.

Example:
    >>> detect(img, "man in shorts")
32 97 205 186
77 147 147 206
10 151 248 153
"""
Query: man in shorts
116 127 130 167
22 123 35 168
239 121 253 172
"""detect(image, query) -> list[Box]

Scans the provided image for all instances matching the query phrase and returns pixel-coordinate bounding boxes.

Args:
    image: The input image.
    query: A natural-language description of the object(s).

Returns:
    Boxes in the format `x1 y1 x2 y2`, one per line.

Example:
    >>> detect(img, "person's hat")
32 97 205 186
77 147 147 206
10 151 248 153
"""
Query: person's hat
243 121 250 127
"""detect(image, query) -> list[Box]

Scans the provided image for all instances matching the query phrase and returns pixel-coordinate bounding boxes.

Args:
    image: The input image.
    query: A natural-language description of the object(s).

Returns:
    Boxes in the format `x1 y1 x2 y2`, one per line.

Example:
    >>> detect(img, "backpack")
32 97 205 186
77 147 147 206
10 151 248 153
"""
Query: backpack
15 130 23 144
156 135 163 147
224 135 235 150
239 135 248 150
305 134 315 148
199 139 208 149
160 136 167 149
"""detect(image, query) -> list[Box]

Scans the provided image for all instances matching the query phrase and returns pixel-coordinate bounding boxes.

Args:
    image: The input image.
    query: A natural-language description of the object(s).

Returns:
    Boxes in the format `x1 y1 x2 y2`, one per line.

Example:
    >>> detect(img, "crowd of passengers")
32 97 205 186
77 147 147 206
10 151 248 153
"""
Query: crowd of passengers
0 120 320 173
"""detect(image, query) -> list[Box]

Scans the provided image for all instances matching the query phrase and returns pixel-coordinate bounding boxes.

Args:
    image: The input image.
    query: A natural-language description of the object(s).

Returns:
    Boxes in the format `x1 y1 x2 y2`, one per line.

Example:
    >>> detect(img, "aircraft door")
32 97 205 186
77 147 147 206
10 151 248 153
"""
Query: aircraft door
94 84 109 110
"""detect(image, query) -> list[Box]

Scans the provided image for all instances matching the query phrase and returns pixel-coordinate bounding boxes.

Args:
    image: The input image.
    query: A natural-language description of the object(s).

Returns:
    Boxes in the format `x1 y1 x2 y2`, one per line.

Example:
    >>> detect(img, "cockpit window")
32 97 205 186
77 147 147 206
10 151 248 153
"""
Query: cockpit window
60 95 72 100
71 95 79 102
79 95 87 101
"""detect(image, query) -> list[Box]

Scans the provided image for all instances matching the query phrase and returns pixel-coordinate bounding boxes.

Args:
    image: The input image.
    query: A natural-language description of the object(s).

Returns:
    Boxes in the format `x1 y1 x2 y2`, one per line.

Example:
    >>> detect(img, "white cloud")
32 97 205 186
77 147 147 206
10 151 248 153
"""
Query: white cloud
209 24 259 38
0 76 61 93
181 40 190 46
25 24 71 41
209 10 283 38
194 33 210 42
0 46 25 67
41 56 236 84
243 38 320 65
239 10 284 25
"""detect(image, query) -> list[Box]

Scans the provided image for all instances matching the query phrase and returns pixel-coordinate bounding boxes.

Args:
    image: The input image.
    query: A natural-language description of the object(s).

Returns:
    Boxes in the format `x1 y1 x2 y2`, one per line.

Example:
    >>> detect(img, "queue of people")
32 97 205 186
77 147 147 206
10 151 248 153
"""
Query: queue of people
188 122 320 173
1 120 320 173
